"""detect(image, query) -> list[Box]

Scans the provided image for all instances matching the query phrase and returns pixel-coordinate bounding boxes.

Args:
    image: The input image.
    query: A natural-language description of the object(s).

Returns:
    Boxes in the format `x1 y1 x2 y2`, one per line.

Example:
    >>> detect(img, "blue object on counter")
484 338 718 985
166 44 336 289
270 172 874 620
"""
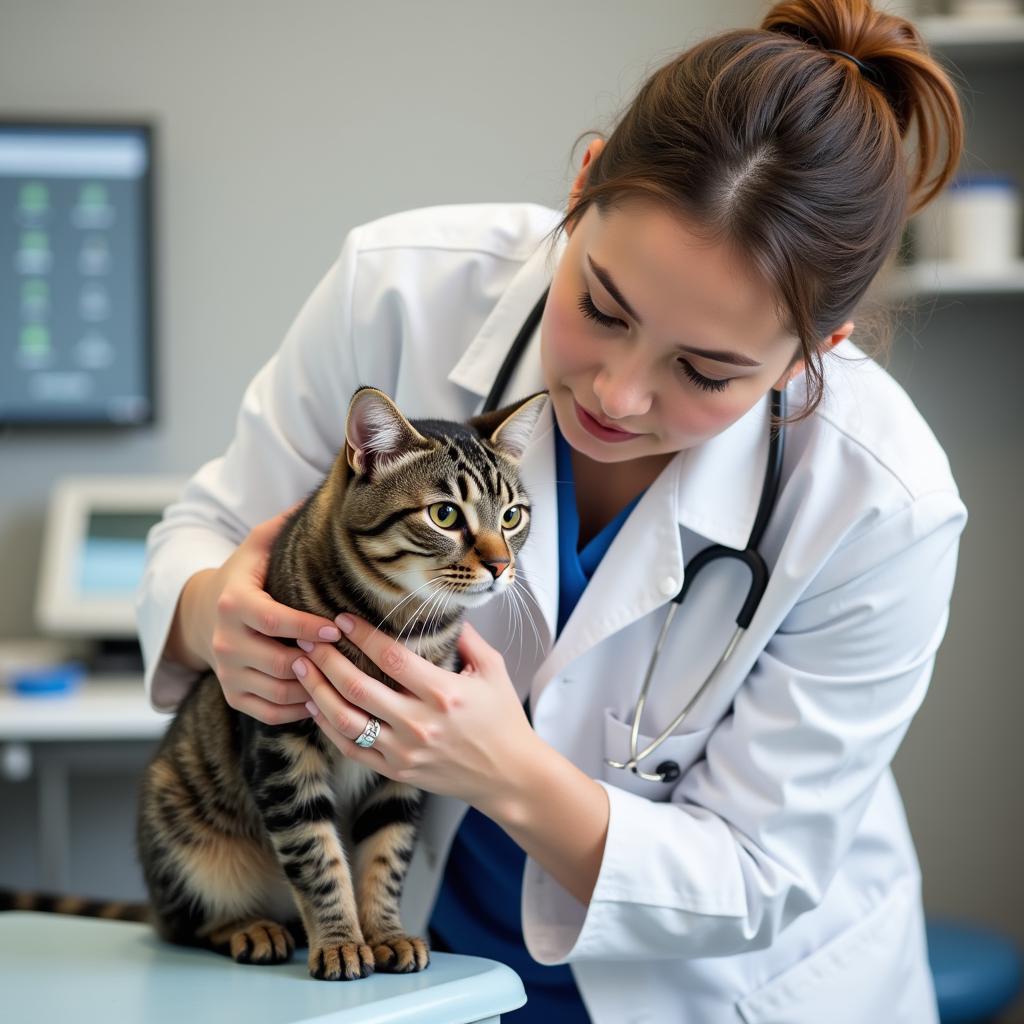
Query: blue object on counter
11 661 85 697
927 918 1022 1023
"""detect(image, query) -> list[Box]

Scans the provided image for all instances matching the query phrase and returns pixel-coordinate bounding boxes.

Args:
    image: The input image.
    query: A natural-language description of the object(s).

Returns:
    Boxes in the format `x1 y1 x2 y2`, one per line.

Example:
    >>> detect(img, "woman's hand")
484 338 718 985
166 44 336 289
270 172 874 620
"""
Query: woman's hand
293 613 538 811
181 505 348 726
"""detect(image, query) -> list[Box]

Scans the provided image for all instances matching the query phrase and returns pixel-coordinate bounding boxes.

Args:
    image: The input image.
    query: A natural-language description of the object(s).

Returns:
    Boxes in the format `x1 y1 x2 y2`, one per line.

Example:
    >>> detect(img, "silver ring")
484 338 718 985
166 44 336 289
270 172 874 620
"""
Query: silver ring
354 716 381 748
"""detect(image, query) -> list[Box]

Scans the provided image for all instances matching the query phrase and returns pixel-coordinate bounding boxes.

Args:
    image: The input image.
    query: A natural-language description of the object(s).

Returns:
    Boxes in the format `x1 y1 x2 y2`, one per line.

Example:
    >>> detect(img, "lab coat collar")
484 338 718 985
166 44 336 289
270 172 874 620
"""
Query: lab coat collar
445 227 772 554
446 220 564 403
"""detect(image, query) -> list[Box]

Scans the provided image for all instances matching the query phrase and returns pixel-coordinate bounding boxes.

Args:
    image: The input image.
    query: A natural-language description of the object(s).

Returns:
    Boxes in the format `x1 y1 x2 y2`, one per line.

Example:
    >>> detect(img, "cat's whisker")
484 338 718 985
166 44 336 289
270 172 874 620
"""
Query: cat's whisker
496 588 518 657
509 566 554 603
371 574 445 636
396 577 453 652
496 586 526 680
387 581 444 651
509 578 545 660
509 577 540 655
507 584 534 660
427 586 458 661
394 580 445 650
506 569 553 622
505 581 527 652
505 586 530 681
414 582 451 658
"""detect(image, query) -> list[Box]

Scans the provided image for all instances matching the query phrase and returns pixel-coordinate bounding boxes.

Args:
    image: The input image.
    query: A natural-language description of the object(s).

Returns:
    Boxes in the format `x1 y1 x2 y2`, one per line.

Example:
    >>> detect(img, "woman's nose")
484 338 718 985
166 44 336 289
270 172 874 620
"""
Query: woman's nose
592 358 654 420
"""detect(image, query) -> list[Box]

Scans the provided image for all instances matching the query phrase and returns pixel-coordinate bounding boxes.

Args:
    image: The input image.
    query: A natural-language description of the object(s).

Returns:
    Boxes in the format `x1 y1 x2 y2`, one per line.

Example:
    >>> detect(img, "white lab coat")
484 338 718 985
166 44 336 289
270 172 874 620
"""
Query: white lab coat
137 201 968 1023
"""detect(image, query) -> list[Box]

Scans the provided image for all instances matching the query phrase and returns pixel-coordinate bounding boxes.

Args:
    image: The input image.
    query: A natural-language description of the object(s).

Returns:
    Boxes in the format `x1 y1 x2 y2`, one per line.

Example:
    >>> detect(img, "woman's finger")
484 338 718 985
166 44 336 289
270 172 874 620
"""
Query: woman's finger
309 702 389 771
328 613 442 703
294 656 395 753
234 692 315 727
241 631 320 681
298 642 406 726
240 590 344 645
239 666 311 706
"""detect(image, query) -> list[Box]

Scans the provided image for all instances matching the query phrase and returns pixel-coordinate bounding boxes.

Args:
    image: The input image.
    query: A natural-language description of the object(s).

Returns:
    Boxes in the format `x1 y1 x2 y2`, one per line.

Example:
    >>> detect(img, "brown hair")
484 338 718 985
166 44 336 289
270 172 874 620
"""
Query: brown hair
543 0 964 424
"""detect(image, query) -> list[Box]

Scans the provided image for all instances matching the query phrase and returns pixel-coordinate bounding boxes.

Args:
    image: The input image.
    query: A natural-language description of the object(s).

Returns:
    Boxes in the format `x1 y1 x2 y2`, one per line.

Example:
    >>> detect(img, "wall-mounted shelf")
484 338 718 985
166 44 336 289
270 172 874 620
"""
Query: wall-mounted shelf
881 259 1024 298
918 14 1024 60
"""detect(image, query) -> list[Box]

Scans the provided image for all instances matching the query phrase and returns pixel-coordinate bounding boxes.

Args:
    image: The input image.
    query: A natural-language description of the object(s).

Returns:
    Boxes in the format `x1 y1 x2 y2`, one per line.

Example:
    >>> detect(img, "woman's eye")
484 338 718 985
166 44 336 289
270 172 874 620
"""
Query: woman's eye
578 289 732 393
678 359 731 393
428 502 460 528
502 506 523 529
577 290 624 329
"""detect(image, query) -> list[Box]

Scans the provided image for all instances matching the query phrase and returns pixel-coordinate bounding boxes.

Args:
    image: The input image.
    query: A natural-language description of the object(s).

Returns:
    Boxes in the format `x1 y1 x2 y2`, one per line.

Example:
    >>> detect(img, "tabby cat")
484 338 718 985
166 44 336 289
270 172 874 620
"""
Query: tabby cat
0 384 548 982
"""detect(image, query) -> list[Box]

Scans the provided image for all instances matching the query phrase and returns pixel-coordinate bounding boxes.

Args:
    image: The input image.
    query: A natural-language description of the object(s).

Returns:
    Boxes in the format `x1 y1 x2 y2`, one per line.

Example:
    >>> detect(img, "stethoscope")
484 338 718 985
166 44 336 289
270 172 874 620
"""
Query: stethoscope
482 285 786 783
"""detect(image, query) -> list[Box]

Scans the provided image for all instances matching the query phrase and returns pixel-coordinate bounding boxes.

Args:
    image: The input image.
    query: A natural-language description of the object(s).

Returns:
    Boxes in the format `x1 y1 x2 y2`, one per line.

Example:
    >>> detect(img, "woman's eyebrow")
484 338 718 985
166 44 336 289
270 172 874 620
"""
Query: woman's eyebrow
679 343 763 368
586 253 763 368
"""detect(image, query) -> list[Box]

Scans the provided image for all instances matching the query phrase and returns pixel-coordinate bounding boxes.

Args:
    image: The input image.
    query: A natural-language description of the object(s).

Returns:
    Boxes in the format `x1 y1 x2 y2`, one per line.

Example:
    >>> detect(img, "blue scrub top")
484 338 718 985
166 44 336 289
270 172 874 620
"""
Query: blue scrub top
428 415 646 1022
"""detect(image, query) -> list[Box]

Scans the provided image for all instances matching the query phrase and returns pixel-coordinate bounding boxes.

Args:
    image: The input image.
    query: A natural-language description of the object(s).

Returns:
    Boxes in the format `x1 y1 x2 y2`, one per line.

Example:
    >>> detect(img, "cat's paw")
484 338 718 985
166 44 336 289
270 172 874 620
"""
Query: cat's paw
219 919 295 964
308 939 376 981
366 931 431 973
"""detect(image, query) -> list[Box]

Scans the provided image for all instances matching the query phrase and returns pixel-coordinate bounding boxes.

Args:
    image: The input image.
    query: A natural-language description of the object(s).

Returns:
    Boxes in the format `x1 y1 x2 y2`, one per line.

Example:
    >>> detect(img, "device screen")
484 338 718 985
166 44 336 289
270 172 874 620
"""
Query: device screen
0 122 153 426
77 510 162 596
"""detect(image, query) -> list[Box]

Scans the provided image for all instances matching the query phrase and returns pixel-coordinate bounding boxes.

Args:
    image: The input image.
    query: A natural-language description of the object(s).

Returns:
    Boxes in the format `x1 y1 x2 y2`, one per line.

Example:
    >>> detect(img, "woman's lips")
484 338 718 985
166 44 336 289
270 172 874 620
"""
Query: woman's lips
573 398 640 443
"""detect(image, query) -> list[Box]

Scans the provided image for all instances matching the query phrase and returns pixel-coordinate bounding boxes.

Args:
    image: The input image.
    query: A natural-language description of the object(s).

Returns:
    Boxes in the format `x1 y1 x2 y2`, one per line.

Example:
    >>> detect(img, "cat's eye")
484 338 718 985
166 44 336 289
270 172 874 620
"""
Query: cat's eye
428 502 461 529
502 506 523 529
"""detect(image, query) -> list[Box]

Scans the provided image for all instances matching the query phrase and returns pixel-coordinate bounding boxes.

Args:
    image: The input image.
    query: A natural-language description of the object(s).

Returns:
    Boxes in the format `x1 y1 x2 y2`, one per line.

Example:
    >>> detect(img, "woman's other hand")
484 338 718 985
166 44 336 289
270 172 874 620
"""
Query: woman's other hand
170 504 344 725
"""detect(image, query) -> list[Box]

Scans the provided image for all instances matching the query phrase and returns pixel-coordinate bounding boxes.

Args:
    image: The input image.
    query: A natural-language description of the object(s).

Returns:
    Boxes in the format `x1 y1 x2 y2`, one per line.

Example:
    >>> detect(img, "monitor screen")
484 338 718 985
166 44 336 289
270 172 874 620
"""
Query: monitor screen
0 119 155 427
77 509 163 597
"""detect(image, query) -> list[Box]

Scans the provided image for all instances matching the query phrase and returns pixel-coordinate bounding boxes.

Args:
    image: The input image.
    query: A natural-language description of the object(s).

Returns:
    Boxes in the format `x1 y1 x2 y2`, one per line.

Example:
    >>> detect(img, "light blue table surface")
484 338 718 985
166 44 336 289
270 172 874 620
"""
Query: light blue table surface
0 912 527 1023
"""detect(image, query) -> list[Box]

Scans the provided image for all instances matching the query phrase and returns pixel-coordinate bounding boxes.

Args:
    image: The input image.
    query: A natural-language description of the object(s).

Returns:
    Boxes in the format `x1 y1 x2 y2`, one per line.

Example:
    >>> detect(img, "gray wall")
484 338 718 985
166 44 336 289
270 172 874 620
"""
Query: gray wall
1 1 1021 1016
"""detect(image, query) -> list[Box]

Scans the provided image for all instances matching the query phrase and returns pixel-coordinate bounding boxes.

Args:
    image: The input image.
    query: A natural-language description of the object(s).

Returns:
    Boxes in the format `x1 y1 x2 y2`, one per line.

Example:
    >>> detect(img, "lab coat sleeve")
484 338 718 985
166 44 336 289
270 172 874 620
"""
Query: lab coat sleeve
521 488 968 963
135 225 365 713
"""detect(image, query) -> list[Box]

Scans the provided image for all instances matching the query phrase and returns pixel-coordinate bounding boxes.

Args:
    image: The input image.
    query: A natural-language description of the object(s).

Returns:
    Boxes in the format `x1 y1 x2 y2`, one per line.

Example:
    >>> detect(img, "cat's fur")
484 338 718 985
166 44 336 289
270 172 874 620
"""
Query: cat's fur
1 385 548 982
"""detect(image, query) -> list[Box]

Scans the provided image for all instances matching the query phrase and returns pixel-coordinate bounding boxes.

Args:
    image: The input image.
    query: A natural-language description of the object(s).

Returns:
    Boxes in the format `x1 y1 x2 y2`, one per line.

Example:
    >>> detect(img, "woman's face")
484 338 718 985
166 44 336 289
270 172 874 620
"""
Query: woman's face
541 146 852 465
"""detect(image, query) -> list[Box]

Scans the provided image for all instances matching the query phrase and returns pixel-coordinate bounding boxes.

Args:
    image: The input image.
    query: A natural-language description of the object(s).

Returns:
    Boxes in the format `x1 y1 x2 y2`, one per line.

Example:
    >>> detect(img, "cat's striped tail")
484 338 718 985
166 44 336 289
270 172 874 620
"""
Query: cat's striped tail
0 887 149 922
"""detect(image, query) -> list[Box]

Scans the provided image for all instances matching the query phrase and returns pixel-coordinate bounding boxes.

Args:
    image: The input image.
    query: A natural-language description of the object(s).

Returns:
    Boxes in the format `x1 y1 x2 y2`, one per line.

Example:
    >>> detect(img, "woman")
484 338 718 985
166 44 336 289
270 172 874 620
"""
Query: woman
139 0 967 1019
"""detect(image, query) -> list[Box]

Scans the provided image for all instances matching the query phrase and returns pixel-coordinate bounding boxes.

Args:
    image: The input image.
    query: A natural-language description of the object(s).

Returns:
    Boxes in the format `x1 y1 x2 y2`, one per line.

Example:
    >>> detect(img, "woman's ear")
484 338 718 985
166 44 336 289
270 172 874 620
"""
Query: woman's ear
773 321 854 389
566 138 606 232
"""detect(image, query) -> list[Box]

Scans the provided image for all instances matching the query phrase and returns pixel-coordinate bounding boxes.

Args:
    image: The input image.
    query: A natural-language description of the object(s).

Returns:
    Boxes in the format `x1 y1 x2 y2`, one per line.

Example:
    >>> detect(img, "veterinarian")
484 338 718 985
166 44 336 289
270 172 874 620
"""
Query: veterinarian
137 1 968 1020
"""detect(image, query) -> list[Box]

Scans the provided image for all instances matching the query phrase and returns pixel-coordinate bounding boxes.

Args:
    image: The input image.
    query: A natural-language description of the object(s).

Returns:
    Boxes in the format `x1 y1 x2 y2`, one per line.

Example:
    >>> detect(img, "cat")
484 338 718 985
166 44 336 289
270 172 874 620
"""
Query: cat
0 384 549 982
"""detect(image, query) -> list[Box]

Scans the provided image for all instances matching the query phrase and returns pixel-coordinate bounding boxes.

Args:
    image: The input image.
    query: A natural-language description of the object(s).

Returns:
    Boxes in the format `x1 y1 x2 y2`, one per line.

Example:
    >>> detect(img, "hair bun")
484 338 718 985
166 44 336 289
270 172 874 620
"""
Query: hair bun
762 0 928 105
760 0 965 213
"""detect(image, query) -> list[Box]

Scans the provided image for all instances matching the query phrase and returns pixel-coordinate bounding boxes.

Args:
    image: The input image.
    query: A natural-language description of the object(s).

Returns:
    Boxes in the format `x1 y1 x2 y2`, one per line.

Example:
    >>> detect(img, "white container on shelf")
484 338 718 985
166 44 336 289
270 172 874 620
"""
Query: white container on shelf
946 173 1021 270
911 190 951 260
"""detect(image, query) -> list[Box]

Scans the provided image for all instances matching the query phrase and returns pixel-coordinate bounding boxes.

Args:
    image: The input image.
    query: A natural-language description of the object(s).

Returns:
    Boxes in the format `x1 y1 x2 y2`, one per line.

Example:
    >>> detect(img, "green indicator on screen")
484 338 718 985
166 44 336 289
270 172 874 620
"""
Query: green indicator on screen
20 324 51 353
18 181 50 213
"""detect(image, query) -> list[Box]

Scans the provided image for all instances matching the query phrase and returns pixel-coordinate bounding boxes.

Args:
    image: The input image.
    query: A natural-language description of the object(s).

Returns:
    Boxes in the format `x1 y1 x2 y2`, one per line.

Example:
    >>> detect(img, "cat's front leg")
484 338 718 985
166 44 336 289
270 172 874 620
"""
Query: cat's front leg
244 725 375 980
351 779 431 972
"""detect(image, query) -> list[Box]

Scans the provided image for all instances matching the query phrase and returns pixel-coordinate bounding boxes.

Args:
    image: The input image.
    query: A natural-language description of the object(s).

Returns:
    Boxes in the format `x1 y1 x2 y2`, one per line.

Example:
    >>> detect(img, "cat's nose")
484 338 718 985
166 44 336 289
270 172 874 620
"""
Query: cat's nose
481 558 510 580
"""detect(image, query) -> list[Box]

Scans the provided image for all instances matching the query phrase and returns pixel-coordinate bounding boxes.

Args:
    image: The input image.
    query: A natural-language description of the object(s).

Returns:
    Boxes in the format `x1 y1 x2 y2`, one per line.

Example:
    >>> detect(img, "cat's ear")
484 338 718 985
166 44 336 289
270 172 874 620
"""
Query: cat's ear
345 386 431 479
468 390 549 464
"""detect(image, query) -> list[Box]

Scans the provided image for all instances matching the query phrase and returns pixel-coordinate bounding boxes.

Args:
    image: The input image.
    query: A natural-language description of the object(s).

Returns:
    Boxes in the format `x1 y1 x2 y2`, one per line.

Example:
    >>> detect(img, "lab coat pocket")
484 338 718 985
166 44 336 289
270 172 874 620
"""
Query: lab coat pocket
735 876 921 1024
600 705 713 802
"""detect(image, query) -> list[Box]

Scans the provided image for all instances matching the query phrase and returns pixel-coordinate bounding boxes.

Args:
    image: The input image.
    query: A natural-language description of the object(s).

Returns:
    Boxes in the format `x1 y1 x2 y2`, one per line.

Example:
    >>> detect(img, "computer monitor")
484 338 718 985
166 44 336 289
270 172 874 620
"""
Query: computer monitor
0 117 155 427
35 475 187 639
